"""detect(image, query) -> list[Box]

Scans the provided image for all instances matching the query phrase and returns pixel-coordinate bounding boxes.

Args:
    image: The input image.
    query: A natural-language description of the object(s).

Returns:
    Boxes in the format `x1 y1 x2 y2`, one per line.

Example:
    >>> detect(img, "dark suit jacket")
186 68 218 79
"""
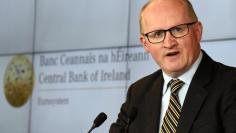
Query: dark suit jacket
109 51 236 133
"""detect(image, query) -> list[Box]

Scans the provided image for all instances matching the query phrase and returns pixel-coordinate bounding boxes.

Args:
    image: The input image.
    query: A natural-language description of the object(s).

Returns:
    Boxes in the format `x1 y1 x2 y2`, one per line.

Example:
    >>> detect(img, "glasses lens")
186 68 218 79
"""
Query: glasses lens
170 24 188 38
147 30 165 43
145 22 196 44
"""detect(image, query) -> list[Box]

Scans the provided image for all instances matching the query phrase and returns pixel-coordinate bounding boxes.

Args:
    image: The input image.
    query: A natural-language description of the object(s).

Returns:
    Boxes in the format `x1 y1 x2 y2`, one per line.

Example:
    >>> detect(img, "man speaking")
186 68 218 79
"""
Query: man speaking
110 0 236 133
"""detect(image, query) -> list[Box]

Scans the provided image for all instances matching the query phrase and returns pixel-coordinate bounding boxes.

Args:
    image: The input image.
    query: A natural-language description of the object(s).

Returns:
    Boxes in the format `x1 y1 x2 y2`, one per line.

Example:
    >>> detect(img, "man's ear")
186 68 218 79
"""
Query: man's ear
195 21 203 42
140 35 150 52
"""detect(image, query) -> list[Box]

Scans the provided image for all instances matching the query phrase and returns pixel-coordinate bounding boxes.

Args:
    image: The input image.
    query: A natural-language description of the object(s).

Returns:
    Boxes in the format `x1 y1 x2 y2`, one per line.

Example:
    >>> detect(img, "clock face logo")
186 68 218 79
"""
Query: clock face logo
4 55 34 107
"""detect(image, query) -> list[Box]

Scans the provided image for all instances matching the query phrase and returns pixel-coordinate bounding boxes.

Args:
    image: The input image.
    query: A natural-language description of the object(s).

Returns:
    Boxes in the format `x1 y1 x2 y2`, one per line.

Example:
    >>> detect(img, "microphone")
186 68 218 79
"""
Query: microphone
88 112 107 133
124 107 138 133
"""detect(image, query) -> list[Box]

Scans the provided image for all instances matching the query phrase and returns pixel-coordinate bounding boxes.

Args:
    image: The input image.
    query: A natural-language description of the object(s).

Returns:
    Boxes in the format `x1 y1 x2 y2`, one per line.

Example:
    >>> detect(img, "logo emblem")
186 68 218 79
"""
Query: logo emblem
4 55 34 107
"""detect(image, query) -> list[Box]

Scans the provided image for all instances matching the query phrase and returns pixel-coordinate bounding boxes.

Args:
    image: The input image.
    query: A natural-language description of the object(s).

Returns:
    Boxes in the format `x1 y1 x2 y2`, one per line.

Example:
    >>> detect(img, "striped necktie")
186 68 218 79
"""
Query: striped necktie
160 79 184 133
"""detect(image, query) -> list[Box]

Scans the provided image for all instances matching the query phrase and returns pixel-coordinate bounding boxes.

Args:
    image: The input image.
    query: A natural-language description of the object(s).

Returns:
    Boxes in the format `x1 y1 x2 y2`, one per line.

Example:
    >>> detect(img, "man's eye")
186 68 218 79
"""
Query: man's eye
155 31 163 36
172 27 184 33
149 31 164 38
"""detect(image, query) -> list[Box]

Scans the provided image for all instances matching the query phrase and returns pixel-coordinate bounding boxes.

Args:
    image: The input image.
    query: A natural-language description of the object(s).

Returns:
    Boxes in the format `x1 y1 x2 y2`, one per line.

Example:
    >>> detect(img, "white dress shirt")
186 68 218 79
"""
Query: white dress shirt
158 51 203 132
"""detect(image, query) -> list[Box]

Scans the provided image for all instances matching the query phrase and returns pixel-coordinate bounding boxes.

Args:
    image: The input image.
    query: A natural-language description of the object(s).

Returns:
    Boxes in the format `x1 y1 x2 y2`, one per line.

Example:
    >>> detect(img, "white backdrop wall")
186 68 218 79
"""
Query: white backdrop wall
0 0 235 133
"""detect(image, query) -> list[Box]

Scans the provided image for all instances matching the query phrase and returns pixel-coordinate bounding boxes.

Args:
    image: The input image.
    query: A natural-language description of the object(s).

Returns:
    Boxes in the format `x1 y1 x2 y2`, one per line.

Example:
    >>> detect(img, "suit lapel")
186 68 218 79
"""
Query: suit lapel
142 74 164 133
177 83 208 133
177 51 214 133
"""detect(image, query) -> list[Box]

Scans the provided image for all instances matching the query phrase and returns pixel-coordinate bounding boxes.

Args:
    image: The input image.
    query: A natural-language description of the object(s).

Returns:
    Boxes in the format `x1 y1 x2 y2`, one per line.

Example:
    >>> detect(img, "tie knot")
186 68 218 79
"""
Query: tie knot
168 79 184 94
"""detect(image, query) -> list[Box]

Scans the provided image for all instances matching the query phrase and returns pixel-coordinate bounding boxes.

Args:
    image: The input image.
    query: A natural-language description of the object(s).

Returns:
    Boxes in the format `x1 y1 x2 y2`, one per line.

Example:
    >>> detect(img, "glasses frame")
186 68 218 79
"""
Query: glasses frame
143 21 198 44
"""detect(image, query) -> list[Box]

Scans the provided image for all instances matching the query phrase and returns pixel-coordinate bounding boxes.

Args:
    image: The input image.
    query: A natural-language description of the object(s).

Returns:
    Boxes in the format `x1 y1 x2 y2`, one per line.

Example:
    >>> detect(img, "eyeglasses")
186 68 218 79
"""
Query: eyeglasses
143 21 197 44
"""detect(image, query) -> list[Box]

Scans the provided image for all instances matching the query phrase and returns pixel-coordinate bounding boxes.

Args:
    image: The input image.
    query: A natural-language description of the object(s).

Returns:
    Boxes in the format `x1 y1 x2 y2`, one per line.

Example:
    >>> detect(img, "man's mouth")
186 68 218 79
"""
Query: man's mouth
166 51 179 56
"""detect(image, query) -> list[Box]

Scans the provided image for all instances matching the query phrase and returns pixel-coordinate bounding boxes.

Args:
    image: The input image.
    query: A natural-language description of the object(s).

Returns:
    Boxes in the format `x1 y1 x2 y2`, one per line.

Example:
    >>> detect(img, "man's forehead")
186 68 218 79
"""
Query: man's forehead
145 0 187 10
142 0 191 32
142 0 189 21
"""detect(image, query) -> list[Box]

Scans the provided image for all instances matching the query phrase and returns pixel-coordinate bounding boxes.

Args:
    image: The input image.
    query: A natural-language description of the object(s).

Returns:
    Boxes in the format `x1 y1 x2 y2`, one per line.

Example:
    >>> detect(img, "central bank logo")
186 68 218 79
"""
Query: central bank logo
4 55 34 107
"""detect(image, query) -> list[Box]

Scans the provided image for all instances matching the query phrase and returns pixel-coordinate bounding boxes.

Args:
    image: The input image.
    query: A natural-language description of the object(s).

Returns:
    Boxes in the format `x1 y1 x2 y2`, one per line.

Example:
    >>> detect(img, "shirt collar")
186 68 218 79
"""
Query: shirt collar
162 51 203 95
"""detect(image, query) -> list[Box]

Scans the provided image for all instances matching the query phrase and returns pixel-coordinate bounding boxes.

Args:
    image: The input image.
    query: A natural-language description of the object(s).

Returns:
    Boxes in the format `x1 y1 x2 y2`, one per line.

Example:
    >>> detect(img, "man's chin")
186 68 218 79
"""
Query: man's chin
164 67 185 77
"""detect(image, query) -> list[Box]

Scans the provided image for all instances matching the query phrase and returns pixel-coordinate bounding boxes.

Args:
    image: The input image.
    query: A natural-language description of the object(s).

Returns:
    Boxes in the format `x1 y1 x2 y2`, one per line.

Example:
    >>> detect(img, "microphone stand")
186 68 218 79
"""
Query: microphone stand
87 112 107 133
88 124 95 133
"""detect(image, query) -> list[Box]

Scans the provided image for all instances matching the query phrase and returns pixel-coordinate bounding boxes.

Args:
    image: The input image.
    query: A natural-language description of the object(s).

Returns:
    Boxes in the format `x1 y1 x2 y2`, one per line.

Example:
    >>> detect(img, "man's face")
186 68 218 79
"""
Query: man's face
140 0 202 77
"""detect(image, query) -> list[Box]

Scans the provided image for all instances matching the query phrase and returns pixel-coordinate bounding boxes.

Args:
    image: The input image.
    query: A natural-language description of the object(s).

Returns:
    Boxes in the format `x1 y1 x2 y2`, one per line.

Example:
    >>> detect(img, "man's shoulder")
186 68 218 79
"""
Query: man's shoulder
213 61 236 82
126 69 162 105
133 69 162 86
128 69 162 96
199 51 236 80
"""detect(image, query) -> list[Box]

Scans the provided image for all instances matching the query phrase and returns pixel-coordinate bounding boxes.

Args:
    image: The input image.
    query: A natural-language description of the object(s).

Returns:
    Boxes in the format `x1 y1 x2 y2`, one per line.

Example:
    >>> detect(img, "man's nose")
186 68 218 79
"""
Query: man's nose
163 31 177 48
